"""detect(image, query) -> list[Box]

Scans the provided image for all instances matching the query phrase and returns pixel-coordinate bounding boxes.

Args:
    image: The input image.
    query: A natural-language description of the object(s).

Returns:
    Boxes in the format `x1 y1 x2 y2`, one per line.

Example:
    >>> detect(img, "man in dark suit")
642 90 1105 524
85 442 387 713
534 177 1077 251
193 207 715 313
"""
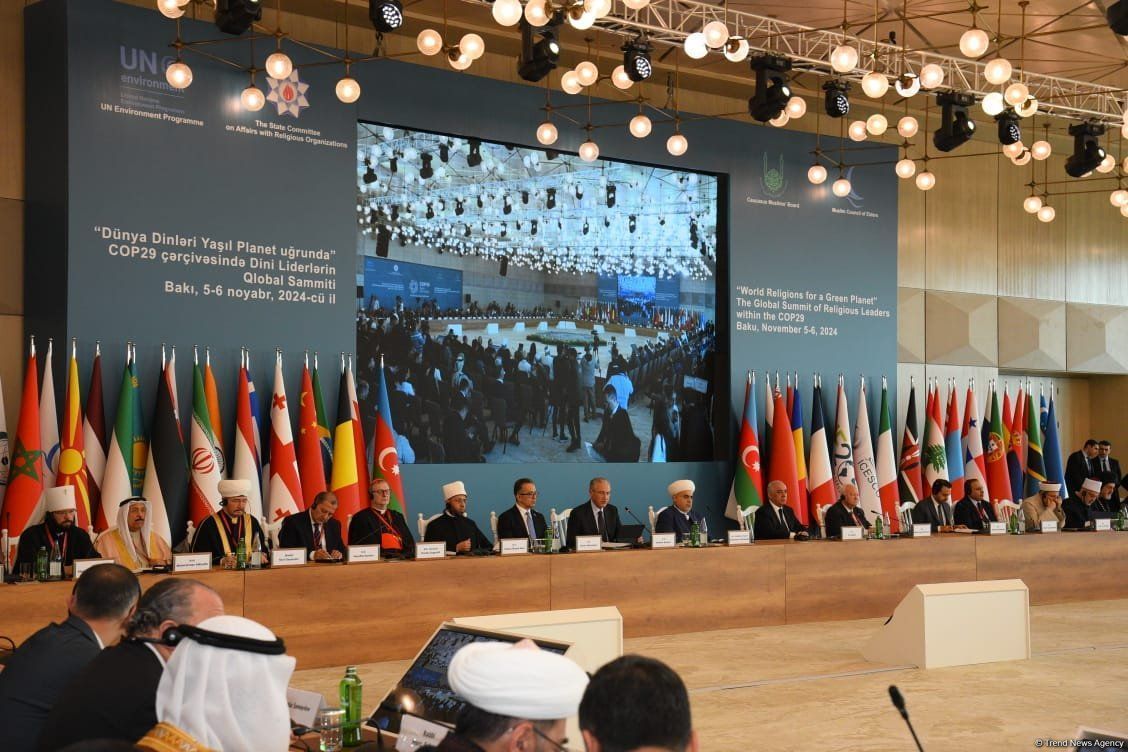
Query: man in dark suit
496 477 548 542
1064 478 1114 530
593 384 639 463
0 564 140 752
566 477 632 549
424 481 492 553
655 479 704 543
1065 439 1098 496
753 481 809 541
953 478 997 532
35 578 225 751
824 483 871 539
278 491 345 561
1095 441 1124 491
349 478 416 558
913 479 964 533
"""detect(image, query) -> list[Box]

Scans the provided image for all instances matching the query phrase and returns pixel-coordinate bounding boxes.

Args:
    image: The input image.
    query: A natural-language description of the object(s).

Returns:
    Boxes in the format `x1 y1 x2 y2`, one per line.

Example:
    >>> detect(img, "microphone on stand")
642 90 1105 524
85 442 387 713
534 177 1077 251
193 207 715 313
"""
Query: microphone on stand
888 685 925 752
622 506 653 535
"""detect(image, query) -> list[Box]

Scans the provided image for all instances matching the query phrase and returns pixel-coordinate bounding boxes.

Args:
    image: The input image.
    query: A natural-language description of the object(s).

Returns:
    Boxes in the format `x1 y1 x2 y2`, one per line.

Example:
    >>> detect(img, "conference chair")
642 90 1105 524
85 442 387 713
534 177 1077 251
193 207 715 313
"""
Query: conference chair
647 505 666 531
816 504 831 538
550 508 570 546
899 501 917 532
995 499 1021 525
417 513 442 539
740 505 756 532
489 510 499 552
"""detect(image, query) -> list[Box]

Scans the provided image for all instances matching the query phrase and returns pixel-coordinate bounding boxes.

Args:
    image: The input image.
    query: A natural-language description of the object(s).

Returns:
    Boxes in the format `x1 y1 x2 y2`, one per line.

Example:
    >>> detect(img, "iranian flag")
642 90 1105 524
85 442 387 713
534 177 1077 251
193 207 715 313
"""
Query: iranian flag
232 353 265 522
897 382 924 505
371 358 407 515
768 386 804 524
807 377 836 521
296 355 327 508
984 384 1014 505
56 341 91 531
40 339 60 491
962 382 988 500
725 373 763 527
852 378 882 522
1 340 44 539
142 348 189 548
99 346 146 527
266 352 303 524
944 382 964 499
85 346 108 531
921 381 948 491
188 350 224 525
832 377 855 495
876 378 900 532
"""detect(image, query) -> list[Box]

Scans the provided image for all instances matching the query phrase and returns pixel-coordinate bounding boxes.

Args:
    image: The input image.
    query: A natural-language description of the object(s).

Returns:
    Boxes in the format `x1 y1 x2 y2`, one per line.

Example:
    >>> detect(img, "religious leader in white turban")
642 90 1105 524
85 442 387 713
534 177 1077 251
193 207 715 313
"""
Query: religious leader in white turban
191 479 267 565
95 496 172 571
135 615 295 752
416 639 588 752
1021 482 1067 532
654 480 705 543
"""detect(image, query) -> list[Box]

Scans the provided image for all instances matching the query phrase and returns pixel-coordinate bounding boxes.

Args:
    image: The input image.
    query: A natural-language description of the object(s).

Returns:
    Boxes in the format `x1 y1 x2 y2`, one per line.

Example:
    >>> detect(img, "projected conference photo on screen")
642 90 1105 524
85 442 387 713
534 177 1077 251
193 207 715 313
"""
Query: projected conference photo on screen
354 122 720 465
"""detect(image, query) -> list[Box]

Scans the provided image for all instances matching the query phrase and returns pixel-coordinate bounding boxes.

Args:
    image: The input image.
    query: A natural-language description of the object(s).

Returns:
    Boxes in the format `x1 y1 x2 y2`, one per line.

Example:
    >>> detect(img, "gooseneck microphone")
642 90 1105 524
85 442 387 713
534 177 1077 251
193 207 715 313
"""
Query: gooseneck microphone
888 685 924 752
622 506 653 534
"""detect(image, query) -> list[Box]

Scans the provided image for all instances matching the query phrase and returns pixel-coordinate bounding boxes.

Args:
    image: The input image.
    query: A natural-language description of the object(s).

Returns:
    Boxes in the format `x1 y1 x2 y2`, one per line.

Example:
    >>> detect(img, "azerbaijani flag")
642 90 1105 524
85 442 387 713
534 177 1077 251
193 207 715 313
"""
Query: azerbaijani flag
371 358 407 515
726 373 764 527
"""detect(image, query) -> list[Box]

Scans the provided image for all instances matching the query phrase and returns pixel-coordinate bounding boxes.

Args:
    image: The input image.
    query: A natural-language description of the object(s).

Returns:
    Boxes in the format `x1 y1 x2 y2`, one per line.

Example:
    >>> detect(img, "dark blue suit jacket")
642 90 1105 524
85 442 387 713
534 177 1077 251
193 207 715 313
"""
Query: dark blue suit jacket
654 506 703 542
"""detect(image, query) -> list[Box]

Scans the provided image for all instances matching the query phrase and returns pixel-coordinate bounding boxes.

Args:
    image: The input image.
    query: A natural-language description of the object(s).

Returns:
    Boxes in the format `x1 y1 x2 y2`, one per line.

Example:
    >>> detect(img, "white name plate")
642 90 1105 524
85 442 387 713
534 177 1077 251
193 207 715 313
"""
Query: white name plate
500 538 530 555
271 548 306 567
727 530 752 546
1041 520 1060 533
651 532 676 549
286 687 326 729
574 535 602 552
986 521 1007 535
72 558 114 578
1095 518 1112 532
841 526 863 541
396 713 451 752
172 553 211 572
911 523 932 538
347 545 381 563
416 542 447 559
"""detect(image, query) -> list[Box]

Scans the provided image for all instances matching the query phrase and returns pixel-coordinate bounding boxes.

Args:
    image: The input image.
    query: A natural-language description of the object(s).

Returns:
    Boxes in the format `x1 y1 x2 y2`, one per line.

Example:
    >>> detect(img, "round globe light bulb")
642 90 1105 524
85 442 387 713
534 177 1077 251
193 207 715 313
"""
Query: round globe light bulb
1004 82 1029 106
785 96 807 119
335 76 361 102
165 61 192 89
919 63 945 89
568 7 597 29
449 52 473 70
861 71 889 98
1111 189 1128 207
1121 203 1128 218
768 112 790 128
1023 195 1043 214
629 114 652 138
1097 154 1116 173
916 170 936 191
1123 121 1128 139
1015 97 1039 117
492 0 523 26
1002 141 1024 159
1012 149 1031 166
807 164 828 184
1030 140 1051 160
832 178 852 197
265 51 293 80
959 27 990 58
586 0 612 18
898 116 919 138
623 0 650 9
575 61 599 87
894 73 921 97
895 158 917 179
561 70 583 95
684 32 709 60
460 33 486 61
524 0 550 27
241 85 265 111
417 29 443 56
703 21 730 49
1037 205 1055 223
666 133 688 156
723 38 750 63
579 140 600 162
158 0 185 19
866 113 888 135
611 65 633 90
848 120 868 141
981 91 1005 117
536 121 559 146
984 57 1012 85
830 45 859 74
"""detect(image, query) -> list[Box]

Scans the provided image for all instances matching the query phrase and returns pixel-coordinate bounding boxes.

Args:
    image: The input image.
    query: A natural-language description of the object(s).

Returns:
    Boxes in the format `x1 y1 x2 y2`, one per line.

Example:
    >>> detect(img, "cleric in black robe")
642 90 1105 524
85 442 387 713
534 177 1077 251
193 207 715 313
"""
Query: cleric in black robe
15 486 98 569
654 479 705 542
191 479 266 565
349 478 416 558
423 481 492 553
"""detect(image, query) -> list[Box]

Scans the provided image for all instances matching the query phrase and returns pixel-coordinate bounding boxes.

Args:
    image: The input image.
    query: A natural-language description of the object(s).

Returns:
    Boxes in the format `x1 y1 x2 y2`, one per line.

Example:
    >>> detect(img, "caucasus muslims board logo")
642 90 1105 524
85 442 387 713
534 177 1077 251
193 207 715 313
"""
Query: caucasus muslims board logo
760 153 787 198
266 69 310 117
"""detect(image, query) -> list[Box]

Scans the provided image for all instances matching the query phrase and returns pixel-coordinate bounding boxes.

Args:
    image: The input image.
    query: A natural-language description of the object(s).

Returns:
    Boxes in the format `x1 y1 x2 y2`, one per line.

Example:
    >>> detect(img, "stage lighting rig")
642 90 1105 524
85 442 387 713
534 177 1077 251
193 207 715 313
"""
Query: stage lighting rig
1064 122 1107 178
518 20 561 82
215 0 262 35
822 80 850 118
932 92 976 153
996 110 1021 145
748 55 792 123
622 37 653 82
369 0 404 33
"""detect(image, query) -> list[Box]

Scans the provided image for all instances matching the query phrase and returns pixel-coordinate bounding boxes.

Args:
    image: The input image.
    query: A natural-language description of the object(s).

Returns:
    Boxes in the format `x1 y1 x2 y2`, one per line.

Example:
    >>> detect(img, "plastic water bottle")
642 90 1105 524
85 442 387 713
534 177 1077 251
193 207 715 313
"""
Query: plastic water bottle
883 512 891 538
339 665 363 747
250 534 262 570
35 546 49 582
49 545 63 581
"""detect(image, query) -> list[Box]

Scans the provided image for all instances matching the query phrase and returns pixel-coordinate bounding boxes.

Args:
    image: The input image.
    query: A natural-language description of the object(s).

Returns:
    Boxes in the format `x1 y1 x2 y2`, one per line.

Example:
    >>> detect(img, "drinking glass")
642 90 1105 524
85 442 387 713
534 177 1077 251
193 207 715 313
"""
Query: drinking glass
317 707 346 752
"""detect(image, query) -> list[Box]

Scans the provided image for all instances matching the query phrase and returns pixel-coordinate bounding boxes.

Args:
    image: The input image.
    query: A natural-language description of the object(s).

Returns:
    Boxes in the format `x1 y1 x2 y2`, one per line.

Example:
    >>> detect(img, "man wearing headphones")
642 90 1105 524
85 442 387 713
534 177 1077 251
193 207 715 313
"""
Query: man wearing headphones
191 479 268 566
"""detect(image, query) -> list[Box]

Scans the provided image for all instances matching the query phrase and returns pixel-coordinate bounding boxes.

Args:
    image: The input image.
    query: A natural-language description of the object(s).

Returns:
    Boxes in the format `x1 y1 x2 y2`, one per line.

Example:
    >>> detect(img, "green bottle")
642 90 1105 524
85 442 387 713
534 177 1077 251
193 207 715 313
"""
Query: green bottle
874 515 884 540
340 665 363 746
544 518 555 554
35 546 49 582
235 540 247 570
689 521 701 548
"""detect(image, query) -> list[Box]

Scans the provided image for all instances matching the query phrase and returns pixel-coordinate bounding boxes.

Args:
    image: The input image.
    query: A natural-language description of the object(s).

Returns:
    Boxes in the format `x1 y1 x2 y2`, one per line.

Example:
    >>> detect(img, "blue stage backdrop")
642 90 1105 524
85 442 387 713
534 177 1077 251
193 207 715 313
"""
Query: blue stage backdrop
25 0 896 534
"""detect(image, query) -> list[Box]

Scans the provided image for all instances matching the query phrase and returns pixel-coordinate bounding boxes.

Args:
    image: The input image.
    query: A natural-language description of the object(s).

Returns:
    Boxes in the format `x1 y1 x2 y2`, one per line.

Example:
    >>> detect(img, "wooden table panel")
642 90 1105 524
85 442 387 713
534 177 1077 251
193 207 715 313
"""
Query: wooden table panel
548 545 788 637
974 532 1128 604
784 536 979 623
242 556 552 668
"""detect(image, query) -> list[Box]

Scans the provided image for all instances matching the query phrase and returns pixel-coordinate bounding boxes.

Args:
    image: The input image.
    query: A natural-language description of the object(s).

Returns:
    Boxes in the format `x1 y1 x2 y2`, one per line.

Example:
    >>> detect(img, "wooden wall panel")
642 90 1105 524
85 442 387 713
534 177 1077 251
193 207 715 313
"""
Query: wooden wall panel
0 198 24 317
0 314 23 444
922 154 999 295
996 151 1068 301
1064 185 1128 306
0 0 23 201
898 177 925 289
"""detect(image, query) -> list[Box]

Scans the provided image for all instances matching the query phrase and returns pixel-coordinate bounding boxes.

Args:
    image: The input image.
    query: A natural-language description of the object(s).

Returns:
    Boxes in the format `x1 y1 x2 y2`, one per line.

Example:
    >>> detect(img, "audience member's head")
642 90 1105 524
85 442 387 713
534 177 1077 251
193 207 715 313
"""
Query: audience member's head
839 483 859 508
579 655 697 752
931 479 952 503
447 640 587 752
1077 478 1101 505
128 578 225 658
1098 440 1112 457
1083 438 1098 456
70 564 141 648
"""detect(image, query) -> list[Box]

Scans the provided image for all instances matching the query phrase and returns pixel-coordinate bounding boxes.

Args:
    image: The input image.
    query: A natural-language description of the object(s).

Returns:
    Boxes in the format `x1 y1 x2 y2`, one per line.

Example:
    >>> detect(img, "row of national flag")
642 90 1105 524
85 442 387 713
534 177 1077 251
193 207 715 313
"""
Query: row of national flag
726 374 1069 533
0 339 407 556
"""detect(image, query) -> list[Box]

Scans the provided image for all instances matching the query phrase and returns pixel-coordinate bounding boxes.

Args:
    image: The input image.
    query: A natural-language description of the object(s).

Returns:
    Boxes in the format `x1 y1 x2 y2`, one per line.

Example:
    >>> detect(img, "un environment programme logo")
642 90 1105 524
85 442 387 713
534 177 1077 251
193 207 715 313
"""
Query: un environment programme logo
266 70 310 118
760 153 788 198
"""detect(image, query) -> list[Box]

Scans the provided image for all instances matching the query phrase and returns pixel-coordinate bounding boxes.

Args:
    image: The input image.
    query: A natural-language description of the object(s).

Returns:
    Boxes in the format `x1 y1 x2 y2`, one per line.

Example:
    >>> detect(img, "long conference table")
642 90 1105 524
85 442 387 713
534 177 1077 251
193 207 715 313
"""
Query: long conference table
5 533 1127 669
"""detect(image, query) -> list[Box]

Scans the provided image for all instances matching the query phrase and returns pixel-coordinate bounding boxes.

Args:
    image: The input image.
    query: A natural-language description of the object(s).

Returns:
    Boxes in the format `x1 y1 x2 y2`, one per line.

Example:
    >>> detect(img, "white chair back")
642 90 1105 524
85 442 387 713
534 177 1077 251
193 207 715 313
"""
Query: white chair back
555 508 571 544
648 505 667 531
817 504 830 538
995 499 1021 523
899 501 916 532
184 520 197 549
418 512 442 539
740 505 756 531
489 510 499 551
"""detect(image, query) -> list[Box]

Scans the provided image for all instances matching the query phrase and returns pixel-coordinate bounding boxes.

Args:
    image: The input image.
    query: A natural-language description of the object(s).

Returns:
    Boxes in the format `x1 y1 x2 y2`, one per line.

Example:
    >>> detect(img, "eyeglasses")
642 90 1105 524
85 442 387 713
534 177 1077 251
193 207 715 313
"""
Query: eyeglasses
518 491 539 497
506 725 568 752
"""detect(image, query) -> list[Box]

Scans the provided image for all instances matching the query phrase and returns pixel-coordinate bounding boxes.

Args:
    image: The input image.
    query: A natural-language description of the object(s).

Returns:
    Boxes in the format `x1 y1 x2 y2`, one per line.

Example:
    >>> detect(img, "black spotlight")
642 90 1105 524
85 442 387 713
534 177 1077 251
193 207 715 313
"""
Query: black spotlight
748 55 792 123
369 0 404 32
1107 0 1128 34
215 0 262 35
606 185 616 208
932 92 977 153
546 187 556 208
419 153 434 179
1064 122 1107 178
362 158 377 184
467 139 482 167
823 80 850 118
622 38 652 82
995 110 1021 146
518 20 561 82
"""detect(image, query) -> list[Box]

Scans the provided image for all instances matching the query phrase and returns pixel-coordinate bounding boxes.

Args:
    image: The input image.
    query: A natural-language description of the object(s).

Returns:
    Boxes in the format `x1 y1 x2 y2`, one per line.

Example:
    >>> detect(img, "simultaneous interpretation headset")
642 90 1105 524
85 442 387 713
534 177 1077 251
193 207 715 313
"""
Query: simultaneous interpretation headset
136 623 286 655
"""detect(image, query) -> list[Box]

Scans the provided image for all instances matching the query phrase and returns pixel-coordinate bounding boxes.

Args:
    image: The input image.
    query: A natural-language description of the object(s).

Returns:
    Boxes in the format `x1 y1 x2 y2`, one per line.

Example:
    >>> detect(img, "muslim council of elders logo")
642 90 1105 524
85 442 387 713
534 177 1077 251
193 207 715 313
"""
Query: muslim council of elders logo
266 70 310 118
760 153 788 198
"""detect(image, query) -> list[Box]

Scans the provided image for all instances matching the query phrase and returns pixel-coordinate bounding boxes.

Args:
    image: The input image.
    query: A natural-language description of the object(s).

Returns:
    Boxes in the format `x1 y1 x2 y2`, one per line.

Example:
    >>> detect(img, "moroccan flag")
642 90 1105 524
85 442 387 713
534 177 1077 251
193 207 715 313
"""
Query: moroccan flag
0 375 8 514
2 342 44 538
142 348 189 547
807 378 836 519
85 347 108 532
312 354 333 474
897 383 924 504
852 379 882 522
832 377 855 495
921 382 948 491
347 357 370 497
331 362 363 537
267 353 303 524
204 350 225 461
56 342 91 530
188 354 224 525
371 359 407 515
296 357 327 508
876 378 900 532
1023 391 1047 497
1005 388 1024 500
726 373 763 526
984 385 1014 504
790 377 809 524
767 388 804 524
40 340 60 491
100 350 146 526
232 355 265 523
962 382 988 500
1042 393 1068 498
944 383 964 499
